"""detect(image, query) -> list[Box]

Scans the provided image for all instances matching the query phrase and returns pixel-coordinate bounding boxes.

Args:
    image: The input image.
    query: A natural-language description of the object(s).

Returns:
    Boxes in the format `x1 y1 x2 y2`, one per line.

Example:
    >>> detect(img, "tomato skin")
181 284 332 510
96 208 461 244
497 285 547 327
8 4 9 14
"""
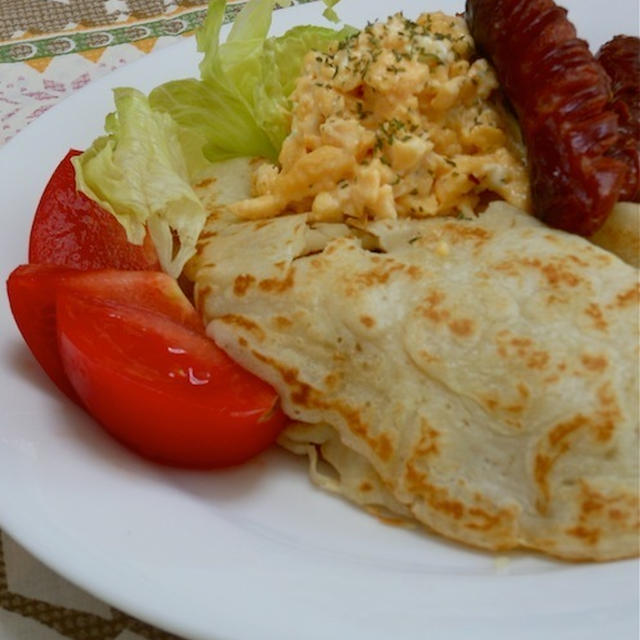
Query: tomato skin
29 150 160 271
56 293 286 468
7 264 82 401
11 149 287 468
6 265 204 402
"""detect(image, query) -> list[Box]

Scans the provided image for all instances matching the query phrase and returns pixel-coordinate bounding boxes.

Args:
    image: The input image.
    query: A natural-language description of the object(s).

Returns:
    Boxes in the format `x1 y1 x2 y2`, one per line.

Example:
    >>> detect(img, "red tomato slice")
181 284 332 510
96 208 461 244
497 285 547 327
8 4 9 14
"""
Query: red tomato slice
29 150 160 271
7 264 83 401
6 264 203 402
56 292 286 468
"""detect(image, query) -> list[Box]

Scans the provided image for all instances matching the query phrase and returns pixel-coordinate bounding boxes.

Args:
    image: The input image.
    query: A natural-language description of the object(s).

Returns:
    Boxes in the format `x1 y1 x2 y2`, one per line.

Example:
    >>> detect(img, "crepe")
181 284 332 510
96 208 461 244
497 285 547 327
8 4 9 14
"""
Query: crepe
590 202 640 268
191 186 639 561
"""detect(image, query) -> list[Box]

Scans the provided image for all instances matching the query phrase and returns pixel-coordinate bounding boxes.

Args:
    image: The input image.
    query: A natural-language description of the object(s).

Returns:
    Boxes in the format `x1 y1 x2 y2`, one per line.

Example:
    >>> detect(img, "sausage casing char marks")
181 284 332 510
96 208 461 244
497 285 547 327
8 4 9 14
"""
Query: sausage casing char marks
465 0 631 236
597 35 640 202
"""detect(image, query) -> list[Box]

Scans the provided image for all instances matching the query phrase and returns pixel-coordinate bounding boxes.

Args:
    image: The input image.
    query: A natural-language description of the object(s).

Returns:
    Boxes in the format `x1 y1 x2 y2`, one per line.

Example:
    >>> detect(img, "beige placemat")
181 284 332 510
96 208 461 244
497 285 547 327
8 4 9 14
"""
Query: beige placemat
0 531 183 639
0 0 230 146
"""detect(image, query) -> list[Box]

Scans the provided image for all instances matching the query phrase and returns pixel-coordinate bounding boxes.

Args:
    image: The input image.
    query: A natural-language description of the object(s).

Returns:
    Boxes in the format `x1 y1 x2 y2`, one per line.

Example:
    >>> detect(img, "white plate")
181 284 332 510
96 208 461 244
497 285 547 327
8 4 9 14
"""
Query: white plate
0 1 638 639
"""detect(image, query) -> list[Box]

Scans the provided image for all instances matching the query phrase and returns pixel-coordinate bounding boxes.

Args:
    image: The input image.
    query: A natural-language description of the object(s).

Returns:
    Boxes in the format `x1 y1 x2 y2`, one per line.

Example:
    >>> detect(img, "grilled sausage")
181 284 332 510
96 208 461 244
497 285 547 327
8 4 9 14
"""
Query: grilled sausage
597 35 640 202
465 0 629 236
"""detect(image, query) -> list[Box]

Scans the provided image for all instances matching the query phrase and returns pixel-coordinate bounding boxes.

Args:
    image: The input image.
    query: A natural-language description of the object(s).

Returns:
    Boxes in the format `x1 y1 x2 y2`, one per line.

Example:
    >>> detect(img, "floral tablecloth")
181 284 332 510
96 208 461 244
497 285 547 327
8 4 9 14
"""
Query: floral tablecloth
1 2 244 638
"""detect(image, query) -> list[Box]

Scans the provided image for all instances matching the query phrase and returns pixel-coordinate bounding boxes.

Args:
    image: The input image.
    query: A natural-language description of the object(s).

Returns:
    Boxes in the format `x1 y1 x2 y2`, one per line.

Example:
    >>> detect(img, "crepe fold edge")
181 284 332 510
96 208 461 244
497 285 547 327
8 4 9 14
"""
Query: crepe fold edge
193 194 639 561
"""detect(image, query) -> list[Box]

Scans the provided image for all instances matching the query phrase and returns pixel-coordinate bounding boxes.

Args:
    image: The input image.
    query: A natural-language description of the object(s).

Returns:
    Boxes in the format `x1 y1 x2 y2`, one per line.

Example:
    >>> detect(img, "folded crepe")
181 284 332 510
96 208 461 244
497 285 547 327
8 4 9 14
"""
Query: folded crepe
191 165 639 561
590 202 640 268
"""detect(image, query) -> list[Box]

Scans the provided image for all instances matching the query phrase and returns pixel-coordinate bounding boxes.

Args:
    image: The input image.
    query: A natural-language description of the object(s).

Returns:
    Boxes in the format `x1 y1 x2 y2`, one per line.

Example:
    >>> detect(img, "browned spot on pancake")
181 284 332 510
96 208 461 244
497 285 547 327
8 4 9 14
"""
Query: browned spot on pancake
219 314 265 340
238 337 248 347
566 525 600 545
496 331 549 369
519 257 582 287
197 229 217 242
493 260 519 276
414 421 440 456
195 284 211 312
517 383 530 398
571 486 637 550
274 260 287 271
612 284 640 308
355 260 404 287
274 316 293 329
505 404 524 415
418 349 440 364
466 507 504 532
441 223 492 245
484 395 499 411
407 469 519 541
324 243 339 256
249 353 394 462
406 265 422 279
259 267 295 293
404 426 517 540
549 417 587 447
534 402 622 513
534 454 554 513
375 434 393 462
594 384 620 442
584 303 608 331
527 351 550 369
597 383 616 407
194 177 215 189
195 178 216 189
359 481 373 492
360 315 375 328
449 318 474 337
568 254 589 267
576 483 639 537
233 273 255 296
324 371 341 389
405 463 465 520
373 511 411 527
534 415 590 512
420 289 450 323
580 354 608 372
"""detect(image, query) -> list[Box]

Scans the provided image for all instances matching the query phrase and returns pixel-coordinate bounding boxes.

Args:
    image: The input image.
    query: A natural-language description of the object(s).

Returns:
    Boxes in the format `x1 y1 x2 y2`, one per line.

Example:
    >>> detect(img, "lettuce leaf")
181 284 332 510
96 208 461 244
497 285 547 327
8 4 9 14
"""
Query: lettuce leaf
322 0 341 23
72 88 206 278
150 0 354 163
74 0 353 277
254 23 356 151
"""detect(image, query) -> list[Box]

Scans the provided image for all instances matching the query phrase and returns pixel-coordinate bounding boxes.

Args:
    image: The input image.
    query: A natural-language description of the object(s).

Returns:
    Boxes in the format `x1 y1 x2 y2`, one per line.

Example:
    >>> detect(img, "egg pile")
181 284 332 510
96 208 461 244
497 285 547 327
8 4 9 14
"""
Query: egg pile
231 12 531 223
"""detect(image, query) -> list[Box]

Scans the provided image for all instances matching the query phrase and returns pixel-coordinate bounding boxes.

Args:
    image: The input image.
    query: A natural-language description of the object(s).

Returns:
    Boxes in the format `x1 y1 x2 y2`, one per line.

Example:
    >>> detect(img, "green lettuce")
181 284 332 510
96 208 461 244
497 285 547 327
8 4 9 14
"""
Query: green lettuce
150 0 354 162
72 88 206 278
322 0 341 23
73 0 353 277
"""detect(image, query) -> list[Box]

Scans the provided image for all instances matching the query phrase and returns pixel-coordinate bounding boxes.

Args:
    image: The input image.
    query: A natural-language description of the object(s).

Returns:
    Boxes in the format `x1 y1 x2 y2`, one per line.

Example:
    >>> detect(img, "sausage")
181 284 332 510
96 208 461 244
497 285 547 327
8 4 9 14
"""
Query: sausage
597 36 640 202
465 0 629 236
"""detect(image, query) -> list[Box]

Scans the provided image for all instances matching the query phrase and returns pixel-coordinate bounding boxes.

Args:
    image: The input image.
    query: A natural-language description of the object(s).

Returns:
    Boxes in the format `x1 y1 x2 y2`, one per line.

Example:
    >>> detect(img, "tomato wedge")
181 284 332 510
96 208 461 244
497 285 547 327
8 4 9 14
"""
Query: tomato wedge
6 265 203 401
56 291 286 468
29 150 160 271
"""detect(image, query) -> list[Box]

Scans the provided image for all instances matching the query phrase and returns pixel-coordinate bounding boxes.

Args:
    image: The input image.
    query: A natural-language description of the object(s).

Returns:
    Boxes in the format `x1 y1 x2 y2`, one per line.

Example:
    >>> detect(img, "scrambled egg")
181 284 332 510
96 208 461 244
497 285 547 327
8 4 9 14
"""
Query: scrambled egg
231 12 531 223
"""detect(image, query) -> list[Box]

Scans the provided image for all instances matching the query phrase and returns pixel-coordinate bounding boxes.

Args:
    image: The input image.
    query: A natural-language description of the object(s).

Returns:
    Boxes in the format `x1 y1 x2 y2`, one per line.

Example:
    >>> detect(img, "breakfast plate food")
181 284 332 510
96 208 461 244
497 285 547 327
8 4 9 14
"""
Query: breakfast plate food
0 0 638 638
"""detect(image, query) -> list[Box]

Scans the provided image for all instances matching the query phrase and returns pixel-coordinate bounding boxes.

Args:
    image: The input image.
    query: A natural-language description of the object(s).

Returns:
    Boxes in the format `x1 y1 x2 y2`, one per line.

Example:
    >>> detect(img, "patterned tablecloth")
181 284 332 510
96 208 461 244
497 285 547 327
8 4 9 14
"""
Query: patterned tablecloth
1 2 246 639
